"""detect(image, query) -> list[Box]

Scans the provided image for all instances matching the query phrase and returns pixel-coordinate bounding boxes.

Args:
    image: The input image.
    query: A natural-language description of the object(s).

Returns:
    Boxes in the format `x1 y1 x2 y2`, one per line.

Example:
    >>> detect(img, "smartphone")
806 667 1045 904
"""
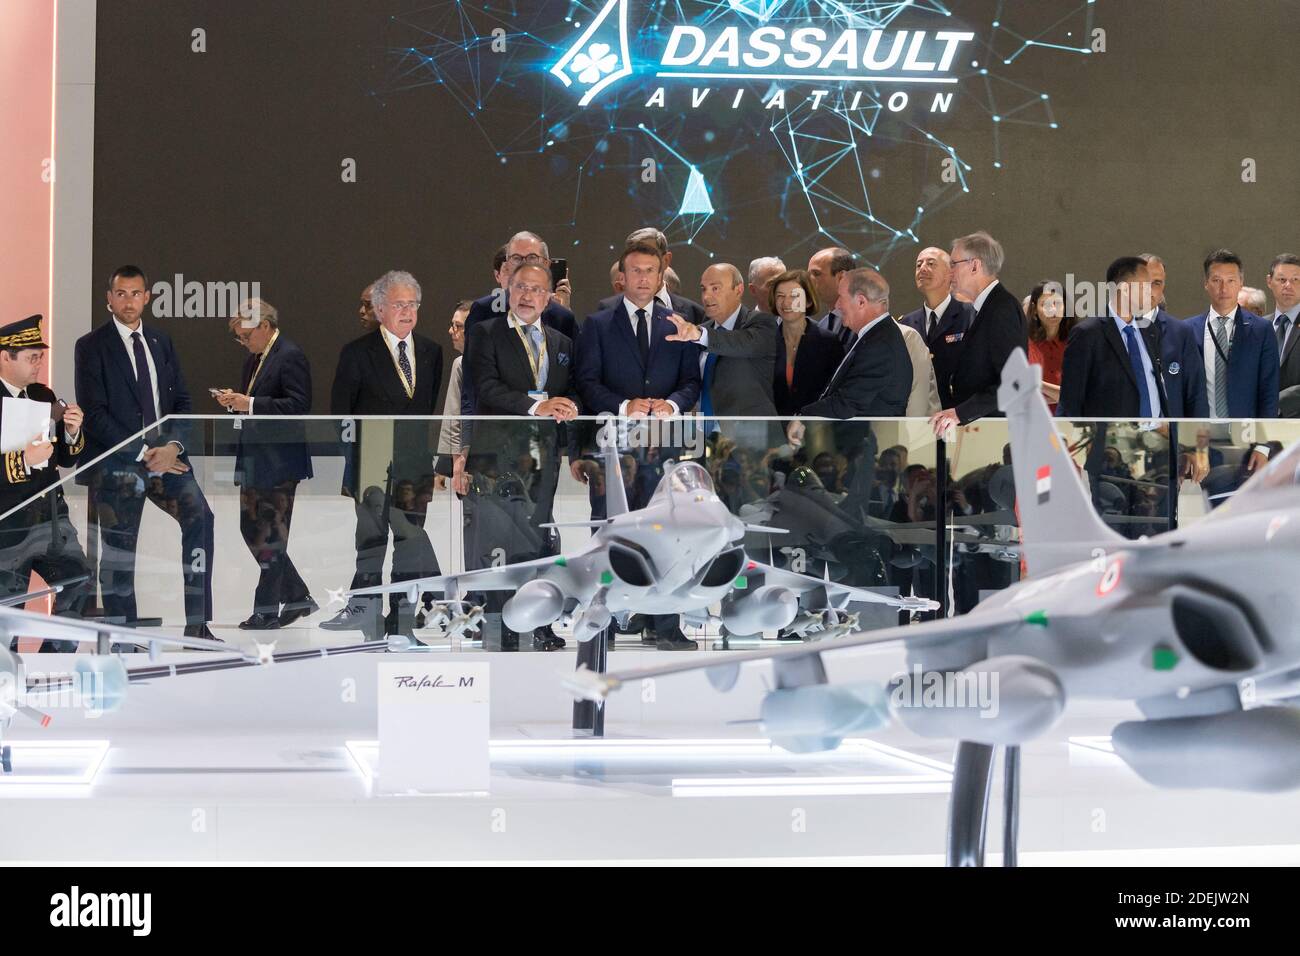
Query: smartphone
550 258 568 288
209 388 226 397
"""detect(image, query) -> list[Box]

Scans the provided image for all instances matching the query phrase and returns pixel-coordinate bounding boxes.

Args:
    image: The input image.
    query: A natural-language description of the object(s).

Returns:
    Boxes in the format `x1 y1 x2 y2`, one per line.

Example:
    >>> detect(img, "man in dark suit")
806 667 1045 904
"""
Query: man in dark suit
1265 253 1300 416
1058 257 1169 418
664 263 778 439
462 264 580 652
324 270 444 636
808 246 857 347
900 246 973 409
74 266 216 639
800 268 911 419
0 315 89 651
930 231 1028 435
575 238 701 650
594 227 707 326
462 232 578 417
1139 254 1208 418
1186 249 1278 419
214 299 315 630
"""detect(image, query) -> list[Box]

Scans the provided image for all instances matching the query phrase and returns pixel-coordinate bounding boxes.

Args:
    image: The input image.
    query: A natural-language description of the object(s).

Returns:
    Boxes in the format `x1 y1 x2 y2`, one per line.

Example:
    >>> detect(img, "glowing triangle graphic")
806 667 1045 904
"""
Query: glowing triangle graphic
679 167 714 216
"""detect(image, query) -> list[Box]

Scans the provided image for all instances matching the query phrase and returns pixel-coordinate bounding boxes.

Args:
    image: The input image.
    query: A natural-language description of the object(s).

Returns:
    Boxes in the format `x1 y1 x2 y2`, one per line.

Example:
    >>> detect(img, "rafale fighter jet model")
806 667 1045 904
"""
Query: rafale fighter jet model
349 448 937 644
0 607 382 773
567 348 1300 865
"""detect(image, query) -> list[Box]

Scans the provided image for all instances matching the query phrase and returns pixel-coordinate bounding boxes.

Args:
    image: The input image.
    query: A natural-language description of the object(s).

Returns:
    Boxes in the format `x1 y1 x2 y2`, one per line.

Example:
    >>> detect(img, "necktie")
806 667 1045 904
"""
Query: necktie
1122 325 1152 418
635 308 649 363
397 340 414 394
835 314 854 347
526 324 547 390
700 352 719 433
926 310 937 339
1212 316 1230 418
131 332 158 428
821 332 859 399
1277 315 1291 359
17 388 27 399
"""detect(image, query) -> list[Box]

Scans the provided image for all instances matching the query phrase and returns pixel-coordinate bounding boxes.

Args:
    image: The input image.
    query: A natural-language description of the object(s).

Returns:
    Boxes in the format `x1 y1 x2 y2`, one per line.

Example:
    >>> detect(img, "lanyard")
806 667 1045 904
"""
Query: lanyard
386 332 415 398
246 329 279 393
512 316 547 389
1208 315 1233 365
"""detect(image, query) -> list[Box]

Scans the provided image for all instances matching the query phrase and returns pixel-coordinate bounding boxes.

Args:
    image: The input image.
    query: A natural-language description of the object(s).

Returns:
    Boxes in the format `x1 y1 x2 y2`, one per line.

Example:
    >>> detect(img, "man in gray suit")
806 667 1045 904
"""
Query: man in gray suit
1267 254 1300 416
665 263 777 447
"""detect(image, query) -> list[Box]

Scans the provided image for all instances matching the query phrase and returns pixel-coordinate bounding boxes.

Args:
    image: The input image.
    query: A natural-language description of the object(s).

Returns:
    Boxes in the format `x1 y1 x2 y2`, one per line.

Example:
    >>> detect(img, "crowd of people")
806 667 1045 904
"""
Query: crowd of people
2 225 1296 652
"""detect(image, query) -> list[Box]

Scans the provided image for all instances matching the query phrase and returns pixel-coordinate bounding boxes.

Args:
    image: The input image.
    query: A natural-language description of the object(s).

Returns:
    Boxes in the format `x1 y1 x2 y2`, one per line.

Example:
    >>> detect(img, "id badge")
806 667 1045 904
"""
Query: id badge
528 390 548 402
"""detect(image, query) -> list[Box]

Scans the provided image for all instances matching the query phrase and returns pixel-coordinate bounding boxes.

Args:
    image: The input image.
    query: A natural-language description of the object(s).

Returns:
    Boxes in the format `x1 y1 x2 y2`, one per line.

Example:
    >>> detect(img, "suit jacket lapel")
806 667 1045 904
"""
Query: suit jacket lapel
106 326 144 413
368 331 409 406
246 334 284 396
615 302 646 371
1101 319 1140 389
1283 317 1300 368
936 300 966 341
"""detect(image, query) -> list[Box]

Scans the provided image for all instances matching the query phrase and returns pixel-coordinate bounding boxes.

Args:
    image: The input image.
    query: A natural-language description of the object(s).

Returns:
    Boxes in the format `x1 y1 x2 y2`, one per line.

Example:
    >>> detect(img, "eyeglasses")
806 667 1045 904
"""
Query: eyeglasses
507 253 546 267
388 300 421 313
950 258 976 269
510 283 548 297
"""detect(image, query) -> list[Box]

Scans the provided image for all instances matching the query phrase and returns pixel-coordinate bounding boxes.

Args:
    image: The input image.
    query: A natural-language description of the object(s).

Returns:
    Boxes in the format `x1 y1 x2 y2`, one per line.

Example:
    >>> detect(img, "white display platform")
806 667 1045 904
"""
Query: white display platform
5 643 1300 863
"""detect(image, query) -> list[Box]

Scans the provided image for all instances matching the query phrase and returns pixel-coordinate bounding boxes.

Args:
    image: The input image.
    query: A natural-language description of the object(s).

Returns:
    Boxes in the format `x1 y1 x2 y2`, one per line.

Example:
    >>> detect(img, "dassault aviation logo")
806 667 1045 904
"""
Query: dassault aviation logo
550 0 975 109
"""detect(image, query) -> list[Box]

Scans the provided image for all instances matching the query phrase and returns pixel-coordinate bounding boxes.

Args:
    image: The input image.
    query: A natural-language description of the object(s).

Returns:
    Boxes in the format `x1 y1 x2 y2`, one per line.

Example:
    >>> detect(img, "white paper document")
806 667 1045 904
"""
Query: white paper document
0 396 52 455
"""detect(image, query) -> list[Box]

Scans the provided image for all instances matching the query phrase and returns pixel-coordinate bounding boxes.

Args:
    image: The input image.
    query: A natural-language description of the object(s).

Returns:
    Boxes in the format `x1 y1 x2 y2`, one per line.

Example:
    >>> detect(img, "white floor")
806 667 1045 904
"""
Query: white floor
4 638 1299 864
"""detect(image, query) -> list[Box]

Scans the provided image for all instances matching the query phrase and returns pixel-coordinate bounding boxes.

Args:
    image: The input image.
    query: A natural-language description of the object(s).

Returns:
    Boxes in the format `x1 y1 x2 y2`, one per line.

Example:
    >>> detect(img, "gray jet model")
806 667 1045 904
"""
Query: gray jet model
567 348 1300 865
349 447 937 644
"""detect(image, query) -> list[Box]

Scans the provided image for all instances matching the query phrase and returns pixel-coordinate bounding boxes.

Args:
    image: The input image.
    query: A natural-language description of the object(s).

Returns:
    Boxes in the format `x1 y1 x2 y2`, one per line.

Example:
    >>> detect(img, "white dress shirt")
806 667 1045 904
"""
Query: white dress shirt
113 317 162 423
379 325 416 391
922 295 952 336
617 297 679 416
971 280 1000 316
1204 305 1238 417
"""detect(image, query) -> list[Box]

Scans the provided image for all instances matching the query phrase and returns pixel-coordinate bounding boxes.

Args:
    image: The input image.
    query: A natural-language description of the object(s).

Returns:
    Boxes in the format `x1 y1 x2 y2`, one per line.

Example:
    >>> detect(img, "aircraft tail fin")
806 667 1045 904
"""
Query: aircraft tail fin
603 441 628 518
997 348 1122 575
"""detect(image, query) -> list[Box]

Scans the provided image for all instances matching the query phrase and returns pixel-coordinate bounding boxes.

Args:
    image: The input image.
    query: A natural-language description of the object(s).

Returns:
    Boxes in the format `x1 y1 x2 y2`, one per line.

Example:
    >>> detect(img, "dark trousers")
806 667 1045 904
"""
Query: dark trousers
97 466 215 625
239 480 309 615
349 473 440 614
0 496 90 652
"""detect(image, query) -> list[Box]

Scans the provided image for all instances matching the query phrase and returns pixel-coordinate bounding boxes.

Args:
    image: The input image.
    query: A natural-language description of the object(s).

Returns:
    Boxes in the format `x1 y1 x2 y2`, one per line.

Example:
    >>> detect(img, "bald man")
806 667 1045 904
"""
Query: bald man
665 263 778 425
899 245 973 408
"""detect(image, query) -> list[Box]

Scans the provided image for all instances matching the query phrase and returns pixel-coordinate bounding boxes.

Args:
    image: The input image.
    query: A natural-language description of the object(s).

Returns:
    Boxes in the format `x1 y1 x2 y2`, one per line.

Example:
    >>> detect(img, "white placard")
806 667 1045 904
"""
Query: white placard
377 662 489 793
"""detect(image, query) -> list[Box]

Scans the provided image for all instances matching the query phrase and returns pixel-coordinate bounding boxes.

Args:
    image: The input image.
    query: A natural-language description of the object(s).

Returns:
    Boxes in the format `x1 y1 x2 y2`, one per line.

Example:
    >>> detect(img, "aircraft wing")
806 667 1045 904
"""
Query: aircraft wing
347 553 567 600
565 606 1028 700
747 560 940 611
0 606 242 656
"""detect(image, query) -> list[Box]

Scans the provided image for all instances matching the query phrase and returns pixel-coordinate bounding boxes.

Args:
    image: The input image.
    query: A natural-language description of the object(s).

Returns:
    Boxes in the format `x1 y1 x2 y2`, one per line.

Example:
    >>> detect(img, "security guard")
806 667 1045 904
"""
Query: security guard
0 315 90 650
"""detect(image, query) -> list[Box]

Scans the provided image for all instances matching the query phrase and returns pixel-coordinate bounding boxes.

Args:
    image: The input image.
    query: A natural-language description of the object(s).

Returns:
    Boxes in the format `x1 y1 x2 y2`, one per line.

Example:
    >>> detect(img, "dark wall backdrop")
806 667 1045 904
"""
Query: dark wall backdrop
93 0 1297 412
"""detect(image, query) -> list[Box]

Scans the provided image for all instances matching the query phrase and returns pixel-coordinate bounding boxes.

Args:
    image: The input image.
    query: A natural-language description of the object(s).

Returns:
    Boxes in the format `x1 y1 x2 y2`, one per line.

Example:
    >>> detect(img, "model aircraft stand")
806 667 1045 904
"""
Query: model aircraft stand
572 625 609 736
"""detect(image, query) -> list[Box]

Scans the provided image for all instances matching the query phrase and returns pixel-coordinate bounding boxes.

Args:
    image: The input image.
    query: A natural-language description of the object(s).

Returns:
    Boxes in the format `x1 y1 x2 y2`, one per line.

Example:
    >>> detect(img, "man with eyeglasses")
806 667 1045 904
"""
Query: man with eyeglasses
459 265 580 651
215 298 315 631
929 231 1028 437
0 314 90 651
74 265 217 640
324 270 445 638
1267 254 1300 417
461 232 578 419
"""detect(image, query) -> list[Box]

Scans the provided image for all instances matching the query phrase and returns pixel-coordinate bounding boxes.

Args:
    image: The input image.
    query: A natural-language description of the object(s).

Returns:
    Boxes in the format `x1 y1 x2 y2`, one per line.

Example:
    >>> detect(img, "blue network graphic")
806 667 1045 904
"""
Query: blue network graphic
378 0 1099 266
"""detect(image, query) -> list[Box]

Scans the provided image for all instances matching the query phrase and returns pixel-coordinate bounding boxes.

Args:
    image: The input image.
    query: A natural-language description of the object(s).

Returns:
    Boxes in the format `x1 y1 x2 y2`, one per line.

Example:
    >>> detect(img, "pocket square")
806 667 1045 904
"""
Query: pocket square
557 352 570 366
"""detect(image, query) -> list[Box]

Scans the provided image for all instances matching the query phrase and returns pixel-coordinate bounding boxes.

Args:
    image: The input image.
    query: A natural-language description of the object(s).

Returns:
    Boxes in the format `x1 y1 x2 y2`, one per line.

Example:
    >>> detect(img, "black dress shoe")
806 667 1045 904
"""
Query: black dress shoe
532 631 566 652
320 603 374 631
278 597 319 627
238 612 283 630
655 628 698 651
537 625 566 649
183 623 222 643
